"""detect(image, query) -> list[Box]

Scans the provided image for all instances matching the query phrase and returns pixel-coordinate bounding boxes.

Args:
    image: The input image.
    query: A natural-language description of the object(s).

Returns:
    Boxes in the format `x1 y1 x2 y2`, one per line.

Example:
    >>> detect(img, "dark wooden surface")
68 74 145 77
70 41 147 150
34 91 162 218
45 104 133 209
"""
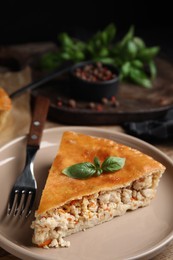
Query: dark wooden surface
31 57 173 125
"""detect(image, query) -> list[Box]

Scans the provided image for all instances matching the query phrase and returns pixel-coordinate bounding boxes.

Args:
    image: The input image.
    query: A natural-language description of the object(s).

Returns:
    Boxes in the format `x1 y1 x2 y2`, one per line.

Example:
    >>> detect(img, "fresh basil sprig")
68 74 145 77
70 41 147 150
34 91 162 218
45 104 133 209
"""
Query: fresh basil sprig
62 156 125 179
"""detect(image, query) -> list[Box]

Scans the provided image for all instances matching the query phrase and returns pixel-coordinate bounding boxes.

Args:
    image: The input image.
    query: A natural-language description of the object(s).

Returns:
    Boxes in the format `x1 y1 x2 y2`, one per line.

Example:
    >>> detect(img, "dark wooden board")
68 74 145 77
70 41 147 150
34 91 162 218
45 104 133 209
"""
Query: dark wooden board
1 43 173 125
31 58 173 125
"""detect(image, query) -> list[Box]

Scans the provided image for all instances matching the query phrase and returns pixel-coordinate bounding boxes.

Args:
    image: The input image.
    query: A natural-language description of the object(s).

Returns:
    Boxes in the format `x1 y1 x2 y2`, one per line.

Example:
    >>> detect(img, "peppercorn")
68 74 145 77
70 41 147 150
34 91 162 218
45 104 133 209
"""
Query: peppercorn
57 101 63 107
96 104 103 111
101 97 109 105
74 63 116 83
88 102 96 109
68 99 76 108
111 96 119 107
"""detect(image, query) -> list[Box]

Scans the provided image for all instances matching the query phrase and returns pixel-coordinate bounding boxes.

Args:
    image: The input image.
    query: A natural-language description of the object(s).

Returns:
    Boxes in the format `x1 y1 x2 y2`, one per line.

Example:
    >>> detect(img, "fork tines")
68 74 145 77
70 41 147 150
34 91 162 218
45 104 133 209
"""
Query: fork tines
7 187 36 218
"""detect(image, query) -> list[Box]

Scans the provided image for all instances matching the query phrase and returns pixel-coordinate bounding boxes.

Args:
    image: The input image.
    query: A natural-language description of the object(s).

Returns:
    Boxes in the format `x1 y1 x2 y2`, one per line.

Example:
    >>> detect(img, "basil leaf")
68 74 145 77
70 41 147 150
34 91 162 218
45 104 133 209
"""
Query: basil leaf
133 37 146 50
103 23 116 44
131 60 143 69
94 157 101 169
101 157 125 172
121 62 131 77
62 162 96 179
148 60 157 80
58 33 74 48
98 48 110 57
129 68 152 88
95 168 103 176
119 25 134 47
94 57 115 64
126 40 138 58
94 157 102 176
138 47 160 62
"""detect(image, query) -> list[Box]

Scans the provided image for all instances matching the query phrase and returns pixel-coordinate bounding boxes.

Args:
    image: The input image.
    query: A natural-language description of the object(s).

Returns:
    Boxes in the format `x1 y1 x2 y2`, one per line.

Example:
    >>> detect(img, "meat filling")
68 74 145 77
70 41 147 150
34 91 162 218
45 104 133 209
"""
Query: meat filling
31 172 161 248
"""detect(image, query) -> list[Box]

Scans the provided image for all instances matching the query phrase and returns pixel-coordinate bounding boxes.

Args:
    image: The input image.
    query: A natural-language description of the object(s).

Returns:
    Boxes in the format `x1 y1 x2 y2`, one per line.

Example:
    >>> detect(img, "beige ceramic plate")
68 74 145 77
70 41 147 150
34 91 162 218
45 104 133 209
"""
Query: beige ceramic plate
0 127 173 260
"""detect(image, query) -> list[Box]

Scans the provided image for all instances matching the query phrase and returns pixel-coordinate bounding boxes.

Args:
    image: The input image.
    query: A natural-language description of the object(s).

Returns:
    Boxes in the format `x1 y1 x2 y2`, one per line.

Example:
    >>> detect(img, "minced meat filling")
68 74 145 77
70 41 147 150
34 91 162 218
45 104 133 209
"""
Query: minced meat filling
31 173 161 248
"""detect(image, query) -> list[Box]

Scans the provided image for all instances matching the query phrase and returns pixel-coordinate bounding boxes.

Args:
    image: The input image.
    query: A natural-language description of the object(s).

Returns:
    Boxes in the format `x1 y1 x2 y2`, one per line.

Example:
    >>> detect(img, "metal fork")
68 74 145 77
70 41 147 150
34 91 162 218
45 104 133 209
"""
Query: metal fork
7 95 50 217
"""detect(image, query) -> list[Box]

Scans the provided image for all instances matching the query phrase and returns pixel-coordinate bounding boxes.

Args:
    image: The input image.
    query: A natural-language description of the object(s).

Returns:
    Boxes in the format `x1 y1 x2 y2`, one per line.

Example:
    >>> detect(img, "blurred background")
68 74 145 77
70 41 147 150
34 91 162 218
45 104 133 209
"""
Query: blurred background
0 1 173 57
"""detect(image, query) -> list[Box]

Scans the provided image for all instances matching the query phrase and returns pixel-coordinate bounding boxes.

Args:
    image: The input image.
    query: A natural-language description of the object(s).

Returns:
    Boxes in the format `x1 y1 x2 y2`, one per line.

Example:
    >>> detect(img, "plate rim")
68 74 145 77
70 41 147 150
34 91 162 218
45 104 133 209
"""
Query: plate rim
1 126 173 260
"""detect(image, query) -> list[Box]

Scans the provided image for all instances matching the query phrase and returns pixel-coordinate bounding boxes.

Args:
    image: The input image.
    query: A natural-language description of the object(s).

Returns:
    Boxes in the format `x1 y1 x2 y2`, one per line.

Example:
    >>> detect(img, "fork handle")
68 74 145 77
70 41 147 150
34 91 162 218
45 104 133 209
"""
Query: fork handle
27 96 50 147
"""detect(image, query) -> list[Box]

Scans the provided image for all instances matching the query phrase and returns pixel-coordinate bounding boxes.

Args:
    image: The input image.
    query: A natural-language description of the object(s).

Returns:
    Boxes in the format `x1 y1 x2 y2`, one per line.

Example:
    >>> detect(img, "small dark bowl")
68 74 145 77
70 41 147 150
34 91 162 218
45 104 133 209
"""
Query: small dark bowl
70 61 119 101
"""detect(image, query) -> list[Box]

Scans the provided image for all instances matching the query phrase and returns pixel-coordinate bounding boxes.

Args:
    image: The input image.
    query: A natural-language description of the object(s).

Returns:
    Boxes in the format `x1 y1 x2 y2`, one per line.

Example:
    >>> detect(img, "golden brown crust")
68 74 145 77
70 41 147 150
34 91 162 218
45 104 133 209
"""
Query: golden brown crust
0 88 12 130
0 87 11 111
37 131 165 214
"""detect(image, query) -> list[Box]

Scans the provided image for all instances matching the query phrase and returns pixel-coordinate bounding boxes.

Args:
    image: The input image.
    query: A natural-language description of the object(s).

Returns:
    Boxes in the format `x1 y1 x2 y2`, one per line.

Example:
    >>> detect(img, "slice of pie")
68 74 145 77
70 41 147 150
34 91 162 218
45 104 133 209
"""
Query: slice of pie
0 87 12 130
31 131 165 248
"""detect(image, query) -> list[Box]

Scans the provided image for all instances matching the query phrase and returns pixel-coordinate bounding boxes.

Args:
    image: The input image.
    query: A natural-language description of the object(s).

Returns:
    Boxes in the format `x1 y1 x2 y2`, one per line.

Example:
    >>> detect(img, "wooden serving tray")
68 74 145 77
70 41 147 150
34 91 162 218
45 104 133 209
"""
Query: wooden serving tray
1 43 172 125
31 58 173 125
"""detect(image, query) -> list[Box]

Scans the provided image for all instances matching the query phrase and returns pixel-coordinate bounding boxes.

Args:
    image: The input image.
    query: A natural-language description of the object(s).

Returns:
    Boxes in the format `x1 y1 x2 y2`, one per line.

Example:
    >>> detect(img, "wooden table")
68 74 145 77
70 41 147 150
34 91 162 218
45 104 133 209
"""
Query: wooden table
0 63 173 260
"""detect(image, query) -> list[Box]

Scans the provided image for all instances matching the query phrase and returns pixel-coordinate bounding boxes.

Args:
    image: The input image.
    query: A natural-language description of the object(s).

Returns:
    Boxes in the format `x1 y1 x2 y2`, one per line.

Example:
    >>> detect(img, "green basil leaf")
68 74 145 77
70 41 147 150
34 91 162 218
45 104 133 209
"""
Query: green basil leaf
95 39 102 48
133 37 145 50
148 60 157 80
126 40 138 58
62 162 96 179
101 157 126 172
94 157 101 169
138 47 160 61
131 60 143 69
121 62 131 77
95 168 103 176
103 23 116 43
72 51 85 61
100 31 108 45
119 25 134 47
131 76 152 88
75 41 86 51
94 57 115 64
58 33 74 47
60 52 72 60
129 68 152 88
98 48 110 57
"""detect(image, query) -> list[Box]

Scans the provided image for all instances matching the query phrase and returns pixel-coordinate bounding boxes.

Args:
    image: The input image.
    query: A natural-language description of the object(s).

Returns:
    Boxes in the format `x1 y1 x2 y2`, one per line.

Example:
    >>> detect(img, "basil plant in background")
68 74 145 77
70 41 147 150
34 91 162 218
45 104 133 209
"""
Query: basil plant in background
40 24 160 88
